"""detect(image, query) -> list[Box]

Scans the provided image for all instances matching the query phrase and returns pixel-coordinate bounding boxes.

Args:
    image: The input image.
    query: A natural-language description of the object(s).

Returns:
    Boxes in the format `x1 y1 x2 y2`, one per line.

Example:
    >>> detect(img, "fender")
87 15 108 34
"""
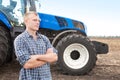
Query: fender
0 12 11 29
52 30 85 46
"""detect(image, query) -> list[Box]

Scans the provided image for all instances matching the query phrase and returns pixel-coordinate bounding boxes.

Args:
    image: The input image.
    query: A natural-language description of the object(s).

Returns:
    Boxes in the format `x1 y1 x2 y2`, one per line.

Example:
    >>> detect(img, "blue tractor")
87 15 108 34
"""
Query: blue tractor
0 0 108 75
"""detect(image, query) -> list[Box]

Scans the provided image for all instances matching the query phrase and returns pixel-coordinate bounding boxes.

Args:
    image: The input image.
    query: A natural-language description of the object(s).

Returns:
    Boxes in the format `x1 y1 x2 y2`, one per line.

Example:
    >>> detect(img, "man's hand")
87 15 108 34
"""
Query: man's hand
46 48 53 53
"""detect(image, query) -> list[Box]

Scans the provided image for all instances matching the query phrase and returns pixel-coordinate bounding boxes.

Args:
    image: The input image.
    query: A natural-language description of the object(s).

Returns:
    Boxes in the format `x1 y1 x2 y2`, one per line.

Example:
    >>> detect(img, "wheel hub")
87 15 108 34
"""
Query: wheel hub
70 50 80 60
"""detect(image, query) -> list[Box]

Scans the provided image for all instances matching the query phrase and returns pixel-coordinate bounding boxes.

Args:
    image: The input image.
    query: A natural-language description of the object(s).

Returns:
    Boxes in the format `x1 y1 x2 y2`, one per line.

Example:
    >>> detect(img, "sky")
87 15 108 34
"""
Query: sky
39 0 120 36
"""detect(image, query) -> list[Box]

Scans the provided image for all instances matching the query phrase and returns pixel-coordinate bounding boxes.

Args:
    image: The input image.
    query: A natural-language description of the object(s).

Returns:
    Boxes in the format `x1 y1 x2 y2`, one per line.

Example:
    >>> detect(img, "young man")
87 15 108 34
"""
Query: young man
14 11 58 80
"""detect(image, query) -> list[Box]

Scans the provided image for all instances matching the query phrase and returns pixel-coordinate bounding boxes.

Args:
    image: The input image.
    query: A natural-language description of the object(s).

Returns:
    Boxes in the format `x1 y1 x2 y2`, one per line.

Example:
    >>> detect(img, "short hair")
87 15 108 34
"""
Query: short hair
23 11 39 22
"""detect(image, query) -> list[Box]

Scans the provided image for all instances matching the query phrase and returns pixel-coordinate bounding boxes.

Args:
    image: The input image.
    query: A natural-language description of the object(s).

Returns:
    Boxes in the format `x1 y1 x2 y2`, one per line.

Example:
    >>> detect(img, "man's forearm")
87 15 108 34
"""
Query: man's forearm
36 53 58 63
23 55 47 69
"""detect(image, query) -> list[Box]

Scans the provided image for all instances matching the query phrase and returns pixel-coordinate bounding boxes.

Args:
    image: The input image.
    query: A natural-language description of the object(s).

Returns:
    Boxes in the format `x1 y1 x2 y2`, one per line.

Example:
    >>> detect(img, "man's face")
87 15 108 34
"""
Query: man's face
26 14 40 31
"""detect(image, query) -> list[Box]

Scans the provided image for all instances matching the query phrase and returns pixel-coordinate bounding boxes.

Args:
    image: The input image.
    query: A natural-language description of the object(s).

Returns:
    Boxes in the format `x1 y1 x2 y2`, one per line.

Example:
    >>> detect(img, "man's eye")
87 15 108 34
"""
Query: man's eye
33 19 40 22
33 19 37 21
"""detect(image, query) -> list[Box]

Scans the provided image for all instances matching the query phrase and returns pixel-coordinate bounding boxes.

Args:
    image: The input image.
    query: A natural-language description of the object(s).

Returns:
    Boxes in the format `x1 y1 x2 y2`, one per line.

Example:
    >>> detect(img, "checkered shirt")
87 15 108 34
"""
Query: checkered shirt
14 30 57 80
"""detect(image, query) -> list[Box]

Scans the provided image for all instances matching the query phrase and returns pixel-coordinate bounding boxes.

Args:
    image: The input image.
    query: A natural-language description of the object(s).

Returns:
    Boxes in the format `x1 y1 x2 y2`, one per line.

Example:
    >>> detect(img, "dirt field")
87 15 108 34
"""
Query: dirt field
0 38 120 80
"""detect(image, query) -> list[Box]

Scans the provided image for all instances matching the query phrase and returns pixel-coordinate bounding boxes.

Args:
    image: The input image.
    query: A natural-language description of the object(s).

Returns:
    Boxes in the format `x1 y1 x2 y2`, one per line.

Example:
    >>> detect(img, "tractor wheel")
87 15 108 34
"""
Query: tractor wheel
56 34 97 75
0 26 12 65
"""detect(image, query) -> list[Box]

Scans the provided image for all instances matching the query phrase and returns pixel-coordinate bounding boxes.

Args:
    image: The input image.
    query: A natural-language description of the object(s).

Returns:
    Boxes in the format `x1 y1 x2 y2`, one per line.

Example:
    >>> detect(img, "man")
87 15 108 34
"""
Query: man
14 11 58 80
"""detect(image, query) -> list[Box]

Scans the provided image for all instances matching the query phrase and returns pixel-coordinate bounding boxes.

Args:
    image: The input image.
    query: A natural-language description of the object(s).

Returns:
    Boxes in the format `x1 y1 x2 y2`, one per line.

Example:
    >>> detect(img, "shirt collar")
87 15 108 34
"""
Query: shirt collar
24 30 42 39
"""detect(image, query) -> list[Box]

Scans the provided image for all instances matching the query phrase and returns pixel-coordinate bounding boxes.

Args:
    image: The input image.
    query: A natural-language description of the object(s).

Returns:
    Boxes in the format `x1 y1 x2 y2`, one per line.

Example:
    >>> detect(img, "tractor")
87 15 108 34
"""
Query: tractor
0 0 108 75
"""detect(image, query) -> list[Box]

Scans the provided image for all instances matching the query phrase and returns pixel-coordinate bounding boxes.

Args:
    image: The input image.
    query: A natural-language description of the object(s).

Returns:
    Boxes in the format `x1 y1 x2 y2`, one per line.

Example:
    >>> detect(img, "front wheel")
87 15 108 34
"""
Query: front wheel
56 34 97 75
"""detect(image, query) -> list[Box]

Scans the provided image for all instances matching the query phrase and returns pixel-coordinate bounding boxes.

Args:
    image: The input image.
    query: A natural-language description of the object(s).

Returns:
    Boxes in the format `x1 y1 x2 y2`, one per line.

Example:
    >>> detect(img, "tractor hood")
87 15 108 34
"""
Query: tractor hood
39 13 87 34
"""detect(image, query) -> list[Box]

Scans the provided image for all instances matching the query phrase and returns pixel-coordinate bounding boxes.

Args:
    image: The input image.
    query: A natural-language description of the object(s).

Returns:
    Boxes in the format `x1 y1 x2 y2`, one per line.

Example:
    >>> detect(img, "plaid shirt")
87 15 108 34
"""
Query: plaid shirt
14 30 57 80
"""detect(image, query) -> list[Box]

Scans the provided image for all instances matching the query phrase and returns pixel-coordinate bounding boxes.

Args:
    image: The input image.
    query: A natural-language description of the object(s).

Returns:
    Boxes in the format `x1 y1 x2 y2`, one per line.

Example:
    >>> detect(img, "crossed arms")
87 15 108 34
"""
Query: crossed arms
23 48 58 69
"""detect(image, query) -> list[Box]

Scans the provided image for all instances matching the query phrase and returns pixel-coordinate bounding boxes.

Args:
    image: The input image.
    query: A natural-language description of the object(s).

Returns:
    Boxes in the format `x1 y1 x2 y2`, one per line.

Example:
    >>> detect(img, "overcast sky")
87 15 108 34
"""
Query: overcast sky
39 0 120 36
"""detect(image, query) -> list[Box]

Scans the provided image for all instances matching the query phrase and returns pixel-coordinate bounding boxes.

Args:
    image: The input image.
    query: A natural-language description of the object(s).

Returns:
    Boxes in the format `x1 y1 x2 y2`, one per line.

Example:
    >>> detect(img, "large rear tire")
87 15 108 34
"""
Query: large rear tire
56 34 97 75
0 26 12 65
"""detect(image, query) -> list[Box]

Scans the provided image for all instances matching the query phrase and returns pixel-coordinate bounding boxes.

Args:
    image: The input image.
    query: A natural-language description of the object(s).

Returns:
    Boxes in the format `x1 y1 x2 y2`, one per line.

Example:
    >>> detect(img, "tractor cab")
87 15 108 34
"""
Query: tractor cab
0 0 40 27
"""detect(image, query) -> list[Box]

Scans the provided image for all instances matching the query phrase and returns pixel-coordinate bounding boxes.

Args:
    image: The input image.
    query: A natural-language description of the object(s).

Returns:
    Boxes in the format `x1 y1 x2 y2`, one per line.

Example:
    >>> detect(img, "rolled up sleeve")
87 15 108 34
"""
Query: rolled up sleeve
14 37 30 66
17 54 30 66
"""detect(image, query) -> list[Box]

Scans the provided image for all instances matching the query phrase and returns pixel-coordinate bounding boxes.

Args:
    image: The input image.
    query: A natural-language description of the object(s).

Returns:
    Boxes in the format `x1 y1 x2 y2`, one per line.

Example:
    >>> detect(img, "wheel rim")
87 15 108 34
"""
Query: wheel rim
63 43 89 69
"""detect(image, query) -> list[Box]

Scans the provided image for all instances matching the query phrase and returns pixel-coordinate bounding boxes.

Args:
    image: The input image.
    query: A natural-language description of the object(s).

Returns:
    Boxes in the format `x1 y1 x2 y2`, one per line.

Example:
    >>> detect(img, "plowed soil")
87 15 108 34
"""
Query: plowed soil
0 38 120 80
